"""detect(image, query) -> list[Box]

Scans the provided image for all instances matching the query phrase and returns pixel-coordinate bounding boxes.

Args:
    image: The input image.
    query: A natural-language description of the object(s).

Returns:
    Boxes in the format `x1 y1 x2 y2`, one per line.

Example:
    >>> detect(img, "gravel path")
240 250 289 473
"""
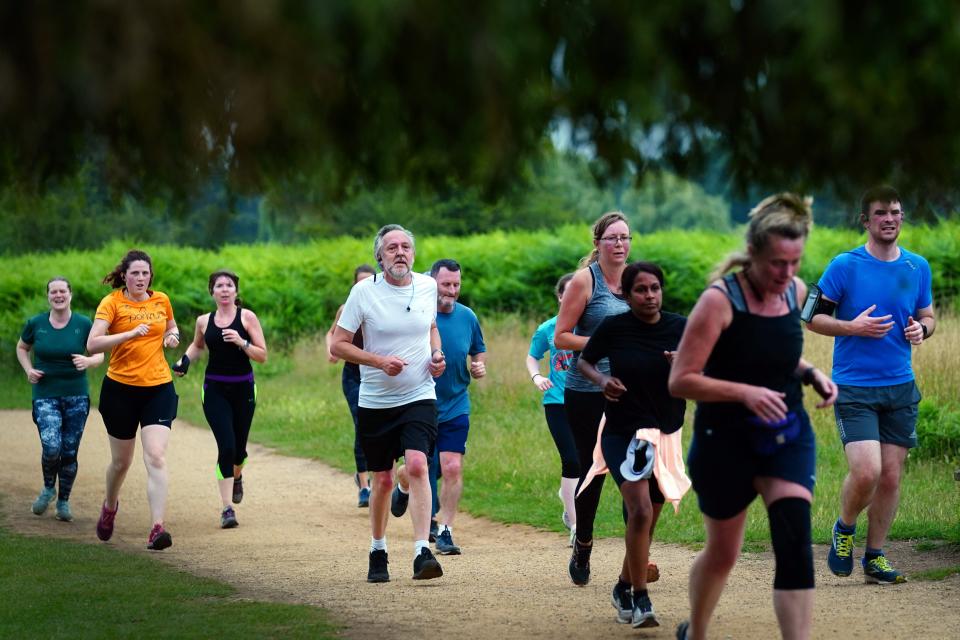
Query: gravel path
2 409 958 639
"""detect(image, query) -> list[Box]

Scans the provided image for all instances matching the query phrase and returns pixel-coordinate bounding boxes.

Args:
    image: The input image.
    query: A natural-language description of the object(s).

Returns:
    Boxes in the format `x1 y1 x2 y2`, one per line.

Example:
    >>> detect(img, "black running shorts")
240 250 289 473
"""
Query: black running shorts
357 399 437 472
99 376 178 440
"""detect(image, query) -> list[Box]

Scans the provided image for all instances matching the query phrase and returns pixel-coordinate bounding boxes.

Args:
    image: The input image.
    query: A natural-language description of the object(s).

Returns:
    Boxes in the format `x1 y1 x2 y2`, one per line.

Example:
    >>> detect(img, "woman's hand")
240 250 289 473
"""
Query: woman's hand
128 323 150 340
532 373 553 392
600 375 627 402
71 354 94 371
742 386 788 424
221 328 242 346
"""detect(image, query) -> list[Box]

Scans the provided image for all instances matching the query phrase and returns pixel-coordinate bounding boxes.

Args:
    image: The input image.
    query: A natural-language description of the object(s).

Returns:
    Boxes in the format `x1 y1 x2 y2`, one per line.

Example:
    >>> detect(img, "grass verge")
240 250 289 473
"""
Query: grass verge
0 510 336 639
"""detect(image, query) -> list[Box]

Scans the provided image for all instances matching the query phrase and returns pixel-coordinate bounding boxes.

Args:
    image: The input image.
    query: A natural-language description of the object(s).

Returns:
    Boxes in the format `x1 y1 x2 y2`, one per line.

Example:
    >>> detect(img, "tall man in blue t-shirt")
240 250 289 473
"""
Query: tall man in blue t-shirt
807 185 936 585
427 258 487 554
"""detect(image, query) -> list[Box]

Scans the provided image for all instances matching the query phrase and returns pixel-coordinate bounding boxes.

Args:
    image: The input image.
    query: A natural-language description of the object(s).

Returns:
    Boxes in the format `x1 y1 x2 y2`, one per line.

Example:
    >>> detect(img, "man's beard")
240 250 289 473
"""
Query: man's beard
386 262 410 280
438 295 456 311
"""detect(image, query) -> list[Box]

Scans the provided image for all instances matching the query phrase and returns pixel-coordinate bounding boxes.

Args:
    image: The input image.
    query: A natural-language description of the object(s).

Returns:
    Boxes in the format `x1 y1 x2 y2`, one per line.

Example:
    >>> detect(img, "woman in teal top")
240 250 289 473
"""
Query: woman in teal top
16 277 103 522
525 273 577 543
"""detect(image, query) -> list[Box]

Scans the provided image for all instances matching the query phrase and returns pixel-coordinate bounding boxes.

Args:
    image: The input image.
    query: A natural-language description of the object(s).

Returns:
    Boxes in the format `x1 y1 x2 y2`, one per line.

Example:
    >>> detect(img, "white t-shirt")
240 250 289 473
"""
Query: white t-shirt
338 271 438 408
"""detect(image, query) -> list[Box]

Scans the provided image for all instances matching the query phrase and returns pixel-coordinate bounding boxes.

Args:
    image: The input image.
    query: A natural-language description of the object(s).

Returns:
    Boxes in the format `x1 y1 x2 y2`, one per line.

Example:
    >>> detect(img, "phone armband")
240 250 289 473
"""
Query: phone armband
800 283 836 322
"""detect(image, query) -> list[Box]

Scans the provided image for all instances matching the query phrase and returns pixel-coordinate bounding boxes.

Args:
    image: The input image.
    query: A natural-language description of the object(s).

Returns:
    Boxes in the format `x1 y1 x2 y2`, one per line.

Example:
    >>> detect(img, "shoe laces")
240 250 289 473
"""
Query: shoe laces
574 541 592 566
834 531 854 557
100 504 117 525
868 555 896 573
149 524 165 542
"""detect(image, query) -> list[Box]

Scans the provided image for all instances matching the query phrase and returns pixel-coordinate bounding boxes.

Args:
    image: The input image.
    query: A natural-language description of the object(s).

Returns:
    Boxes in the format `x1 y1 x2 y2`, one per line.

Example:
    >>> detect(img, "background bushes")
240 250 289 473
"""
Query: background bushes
2 221 958 354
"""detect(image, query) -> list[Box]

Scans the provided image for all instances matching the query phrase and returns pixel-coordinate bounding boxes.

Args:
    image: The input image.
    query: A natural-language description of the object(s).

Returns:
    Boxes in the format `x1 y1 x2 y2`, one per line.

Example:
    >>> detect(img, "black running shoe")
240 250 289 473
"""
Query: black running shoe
367 549 390 583
676 620 690 640
569 539 592 585
429 519 438 543
631 592 659 628
412 547 443 580
435 529 461 555
390 485 408 517
611 581 632 624
232 476 244 504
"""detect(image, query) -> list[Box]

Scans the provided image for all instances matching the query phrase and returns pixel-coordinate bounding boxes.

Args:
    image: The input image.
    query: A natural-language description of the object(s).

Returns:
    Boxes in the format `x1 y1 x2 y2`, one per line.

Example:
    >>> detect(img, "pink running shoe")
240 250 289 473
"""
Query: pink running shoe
96 502 118 541
147 524 173 551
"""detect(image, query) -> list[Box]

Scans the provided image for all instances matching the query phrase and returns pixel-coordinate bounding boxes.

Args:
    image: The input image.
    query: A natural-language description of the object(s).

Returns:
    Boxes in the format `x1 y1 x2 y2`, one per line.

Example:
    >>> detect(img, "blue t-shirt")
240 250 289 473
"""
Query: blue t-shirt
528 316 572 405
817 245 933 386
435 302 486 423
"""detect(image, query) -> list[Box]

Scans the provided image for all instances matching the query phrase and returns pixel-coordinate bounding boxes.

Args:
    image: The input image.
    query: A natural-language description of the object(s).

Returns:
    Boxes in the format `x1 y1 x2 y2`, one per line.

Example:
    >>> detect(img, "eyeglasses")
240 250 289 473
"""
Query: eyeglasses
599 235 633 245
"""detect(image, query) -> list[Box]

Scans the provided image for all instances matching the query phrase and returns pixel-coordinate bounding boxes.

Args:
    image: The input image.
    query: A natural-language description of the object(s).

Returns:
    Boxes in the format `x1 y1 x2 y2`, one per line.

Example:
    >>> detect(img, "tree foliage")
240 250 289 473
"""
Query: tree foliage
2 1 960 207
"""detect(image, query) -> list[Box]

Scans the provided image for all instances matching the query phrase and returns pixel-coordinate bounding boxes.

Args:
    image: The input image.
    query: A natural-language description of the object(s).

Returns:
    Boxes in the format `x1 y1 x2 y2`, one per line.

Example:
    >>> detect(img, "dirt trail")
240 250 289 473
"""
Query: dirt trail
1 409 957 639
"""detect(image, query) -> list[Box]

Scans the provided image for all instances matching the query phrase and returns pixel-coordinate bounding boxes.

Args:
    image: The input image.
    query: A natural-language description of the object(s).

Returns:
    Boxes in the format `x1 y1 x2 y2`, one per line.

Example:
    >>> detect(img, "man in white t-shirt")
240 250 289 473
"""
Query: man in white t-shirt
331 224 447 583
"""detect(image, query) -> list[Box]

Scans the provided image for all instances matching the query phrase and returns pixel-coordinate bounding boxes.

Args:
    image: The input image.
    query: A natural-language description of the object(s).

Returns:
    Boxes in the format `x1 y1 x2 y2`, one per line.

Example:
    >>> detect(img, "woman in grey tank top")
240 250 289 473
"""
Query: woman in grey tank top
555 211 631 586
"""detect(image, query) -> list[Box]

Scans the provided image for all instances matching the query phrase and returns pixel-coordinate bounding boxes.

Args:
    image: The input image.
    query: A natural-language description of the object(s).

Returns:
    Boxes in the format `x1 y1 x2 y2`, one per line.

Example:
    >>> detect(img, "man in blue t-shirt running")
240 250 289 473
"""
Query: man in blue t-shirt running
807 185 936 585
392 258 487 555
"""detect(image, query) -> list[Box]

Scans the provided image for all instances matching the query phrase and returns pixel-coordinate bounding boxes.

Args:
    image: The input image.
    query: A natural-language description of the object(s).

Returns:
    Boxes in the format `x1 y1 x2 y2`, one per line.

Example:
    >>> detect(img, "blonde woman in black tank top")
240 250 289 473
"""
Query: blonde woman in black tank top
555 211 631 586
669 195 837 640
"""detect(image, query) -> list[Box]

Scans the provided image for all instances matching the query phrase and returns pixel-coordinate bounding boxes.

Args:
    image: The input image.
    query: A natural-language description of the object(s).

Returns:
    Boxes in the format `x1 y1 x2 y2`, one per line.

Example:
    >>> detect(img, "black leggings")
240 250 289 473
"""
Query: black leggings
202 380 256 479
544 404 579 479
564 389 607 542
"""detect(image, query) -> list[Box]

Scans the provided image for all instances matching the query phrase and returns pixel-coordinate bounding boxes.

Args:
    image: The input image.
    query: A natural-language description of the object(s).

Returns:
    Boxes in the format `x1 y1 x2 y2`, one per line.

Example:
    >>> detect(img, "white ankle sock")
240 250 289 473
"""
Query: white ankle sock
370 537 387 552
414 539 429 556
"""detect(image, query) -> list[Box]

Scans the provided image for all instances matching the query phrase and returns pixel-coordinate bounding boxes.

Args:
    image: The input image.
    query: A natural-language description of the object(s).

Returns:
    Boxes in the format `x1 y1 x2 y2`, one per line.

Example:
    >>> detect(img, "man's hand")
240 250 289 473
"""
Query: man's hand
904 316 925 345
428 350 446 378
469 360 486 379
379 356 407 376
848 304 894 338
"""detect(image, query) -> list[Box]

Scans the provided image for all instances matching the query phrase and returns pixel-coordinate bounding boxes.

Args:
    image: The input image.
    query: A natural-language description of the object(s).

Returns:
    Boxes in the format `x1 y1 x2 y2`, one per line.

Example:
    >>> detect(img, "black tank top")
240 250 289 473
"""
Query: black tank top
343 327 364 378
694 273 803 427
204 308 253 377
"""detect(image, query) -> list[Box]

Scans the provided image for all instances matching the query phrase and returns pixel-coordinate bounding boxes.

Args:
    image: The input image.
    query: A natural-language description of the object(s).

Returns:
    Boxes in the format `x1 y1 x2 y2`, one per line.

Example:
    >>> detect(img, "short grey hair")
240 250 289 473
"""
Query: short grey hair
373 224 416 266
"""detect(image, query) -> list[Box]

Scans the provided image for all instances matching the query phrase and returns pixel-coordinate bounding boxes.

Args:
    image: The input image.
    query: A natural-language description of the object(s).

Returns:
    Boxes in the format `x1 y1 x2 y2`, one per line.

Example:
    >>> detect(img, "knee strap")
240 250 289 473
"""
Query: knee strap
768 497 814 590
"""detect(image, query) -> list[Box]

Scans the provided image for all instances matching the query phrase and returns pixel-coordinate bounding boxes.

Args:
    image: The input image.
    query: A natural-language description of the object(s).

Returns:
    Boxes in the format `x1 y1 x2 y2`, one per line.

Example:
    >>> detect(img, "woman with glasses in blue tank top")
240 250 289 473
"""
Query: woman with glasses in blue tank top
173 269 268 529
669 194 838 640
555 211 633 587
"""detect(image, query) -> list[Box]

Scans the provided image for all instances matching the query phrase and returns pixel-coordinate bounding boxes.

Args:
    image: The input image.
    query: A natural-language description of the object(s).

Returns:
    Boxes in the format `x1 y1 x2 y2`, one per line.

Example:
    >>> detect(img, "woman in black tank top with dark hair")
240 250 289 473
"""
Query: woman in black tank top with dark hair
173 269 268 529
325 264 377 508
668 194 837 640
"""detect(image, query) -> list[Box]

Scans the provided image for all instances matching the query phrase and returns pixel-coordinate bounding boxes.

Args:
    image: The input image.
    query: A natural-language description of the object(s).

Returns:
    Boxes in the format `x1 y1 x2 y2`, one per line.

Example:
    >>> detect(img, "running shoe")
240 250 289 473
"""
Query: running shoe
429 519 438 543
827 521 855 577
559 487 572 529
367 549 390 583
55 500 73 522
232 476 244 504
676 620 690 640
147 524 173 551
358 487 370 508
568 525 576 548
631 592 659 629
221 506 239 529
412 547 443 580
435 529 461 555
647 561 660 583
568 539 592 586
611 581 632 624
390 485 408 517
96 501 118 541
31 486 56 515
862 555 907 585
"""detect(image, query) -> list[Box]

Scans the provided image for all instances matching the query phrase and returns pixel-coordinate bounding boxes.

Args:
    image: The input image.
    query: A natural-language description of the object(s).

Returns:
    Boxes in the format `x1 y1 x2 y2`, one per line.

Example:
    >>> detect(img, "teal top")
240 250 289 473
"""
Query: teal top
20 312 93 400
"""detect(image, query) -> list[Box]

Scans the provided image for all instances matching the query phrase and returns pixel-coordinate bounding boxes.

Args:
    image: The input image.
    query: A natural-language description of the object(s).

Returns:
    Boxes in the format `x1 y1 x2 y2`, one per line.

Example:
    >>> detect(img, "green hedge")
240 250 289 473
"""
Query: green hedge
2 222 958 352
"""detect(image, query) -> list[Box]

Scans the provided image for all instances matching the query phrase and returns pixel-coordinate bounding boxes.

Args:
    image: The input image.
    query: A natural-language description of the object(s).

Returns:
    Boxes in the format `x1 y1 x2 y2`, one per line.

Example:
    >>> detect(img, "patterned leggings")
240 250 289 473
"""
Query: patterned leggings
32 395 90 501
